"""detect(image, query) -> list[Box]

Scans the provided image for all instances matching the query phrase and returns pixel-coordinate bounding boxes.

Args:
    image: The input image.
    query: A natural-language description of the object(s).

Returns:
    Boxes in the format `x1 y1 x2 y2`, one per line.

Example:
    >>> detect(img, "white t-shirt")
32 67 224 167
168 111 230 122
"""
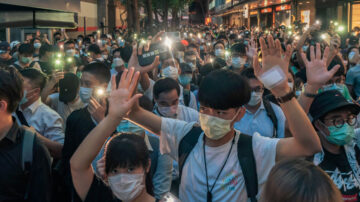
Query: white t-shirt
159 118 279 202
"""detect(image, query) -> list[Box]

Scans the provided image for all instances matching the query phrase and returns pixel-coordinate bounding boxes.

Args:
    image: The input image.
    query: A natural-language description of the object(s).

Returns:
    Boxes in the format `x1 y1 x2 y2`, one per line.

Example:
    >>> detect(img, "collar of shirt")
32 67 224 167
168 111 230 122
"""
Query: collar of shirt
22 98 42 114
2 117 20 143
245 100 265 116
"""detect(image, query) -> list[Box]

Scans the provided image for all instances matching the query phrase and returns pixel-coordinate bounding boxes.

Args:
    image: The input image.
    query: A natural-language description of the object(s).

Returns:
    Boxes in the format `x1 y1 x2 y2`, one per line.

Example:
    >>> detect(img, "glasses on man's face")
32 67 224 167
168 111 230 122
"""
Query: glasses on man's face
251 86 264 93
324 115 357 128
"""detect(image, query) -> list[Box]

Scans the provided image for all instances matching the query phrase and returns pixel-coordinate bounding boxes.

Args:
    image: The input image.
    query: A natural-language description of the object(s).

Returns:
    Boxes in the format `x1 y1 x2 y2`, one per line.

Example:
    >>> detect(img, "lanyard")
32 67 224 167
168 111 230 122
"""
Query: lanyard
203 133 236 202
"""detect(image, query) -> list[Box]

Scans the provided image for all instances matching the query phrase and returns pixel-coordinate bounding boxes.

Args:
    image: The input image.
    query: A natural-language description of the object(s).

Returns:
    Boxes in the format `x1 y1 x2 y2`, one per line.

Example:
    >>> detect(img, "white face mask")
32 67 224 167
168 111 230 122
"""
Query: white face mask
231 57 246 68
79 87 92 103
215 49 225 57
199 110 239 140
162 66 179 80
157 105 178 118
248 92 262 106
66 49 76 57
108 173 145 201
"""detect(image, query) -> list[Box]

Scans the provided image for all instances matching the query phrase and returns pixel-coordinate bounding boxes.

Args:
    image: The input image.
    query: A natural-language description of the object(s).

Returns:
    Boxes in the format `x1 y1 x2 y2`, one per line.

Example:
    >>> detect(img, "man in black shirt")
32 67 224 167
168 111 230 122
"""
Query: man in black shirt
0 65 51 202
61 62 110 200
0 42 16 66
310 90 360 202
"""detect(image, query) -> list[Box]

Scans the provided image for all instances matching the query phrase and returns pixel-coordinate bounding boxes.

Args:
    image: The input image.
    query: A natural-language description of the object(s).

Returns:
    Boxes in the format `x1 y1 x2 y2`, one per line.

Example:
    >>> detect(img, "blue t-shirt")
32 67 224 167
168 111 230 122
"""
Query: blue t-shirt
346 64 360 98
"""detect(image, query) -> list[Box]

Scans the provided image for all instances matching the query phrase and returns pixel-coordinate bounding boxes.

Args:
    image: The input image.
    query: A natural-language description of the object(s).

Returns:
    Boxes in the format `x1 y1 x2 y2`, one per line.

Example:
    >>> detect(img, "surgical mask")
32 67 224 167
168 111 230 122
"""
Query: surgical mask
79 87 93 103
101 40 107 46
74 54 80 58
108 173 145 201
199 110 239 140
106 46 111 53
102 54 108 60
349 51 356 61
322 123 355 146
34 43 41 49
321 83 345 95
117 120 145 135
19 90 28 105
295 90 302 97
248 92 262 106
200 46 204 50
302 45 308 52
112 58 124 68
20 56 32 64
157 105 178 118
178 74 192 86
187 62 196 71
66 49 76 57
232 57 246 68
162 66 178 80
215 49 225 57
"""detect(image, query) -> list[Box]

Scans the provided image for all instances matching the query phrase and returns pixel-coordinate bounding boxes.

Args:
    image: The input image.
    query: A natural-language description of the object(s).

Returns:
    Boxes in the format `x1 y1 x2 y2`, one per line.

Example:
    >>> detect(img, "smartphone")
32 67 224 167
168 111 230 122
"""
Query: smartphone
138 42 171 66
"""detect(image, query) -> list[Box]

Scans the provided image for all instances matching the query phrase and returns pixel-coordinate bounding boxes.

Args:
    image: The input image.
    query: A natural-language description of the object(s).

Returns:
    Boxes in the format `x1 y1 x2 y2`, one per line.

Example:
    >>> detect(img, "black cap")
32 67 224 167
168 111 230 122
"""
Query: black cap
59 73 80 103
0 41 10 52
309 90 360 122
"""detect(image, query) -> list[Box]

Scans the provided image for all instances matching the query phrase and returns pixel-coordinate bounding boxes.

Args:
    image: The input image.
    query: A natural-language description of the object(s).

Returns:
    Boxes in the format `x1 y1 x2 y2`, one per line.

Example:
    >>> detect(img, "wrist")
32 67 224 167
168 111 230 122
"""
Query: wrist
271 84 291 97
305 84 321 94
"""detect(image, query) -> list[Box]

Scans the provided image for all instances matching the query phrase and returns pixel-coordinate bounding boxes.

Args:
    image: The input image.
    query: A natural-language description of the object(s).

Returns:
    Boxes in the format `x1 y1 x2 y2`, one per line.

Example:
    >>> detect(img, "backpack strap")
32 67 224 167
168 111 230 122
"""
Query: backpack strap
29 61 36 68
22 128 35 200
238 133 258 202
263 99 278 138
11 63 23 71
178 125 203 181
183 89 191 107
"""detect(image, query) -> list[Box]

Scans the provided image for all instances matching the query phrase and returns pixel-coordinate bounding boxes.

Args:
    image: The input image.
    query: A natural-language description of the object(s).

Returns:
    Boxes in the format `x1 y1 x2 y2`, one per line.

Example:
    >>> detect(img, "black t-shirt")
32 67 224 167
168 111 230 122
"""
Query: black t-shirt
319 147 360 202
38 61 53 75
80 175 120 202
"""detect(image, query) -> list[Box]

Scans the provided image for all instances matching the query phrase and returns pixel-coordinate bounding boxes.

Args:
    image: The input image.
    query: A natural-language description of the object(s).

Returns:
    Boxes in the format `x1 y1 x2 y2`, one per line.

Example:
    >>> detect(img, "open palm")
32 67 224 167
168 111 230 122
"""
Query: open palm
253 35 292 78
107 68 142 120
300 43 340 87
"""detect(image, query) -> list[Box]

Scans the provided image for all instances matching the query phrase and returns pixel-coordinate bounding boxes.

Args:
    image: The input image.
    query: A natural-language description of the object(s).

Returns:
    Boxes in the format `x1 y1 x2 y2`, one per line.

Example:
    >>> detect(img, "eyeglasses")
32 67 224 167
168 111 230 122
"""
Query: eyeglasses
324 115 357 128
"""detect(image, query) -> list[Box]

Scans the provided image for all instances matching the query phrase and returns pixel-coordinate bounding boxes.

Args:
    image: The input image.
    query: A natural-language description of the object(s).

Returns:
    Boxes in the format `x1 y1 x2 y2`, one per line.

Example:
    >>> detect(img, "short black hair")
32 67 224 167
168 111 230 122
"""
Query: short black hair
187 43 198 50
39 44 53 58
20 68 47 91
18 43 34 55
240 67 257 80
199 69 251 109
53 32 61 37
83 62 111 84
64 40 76 46
88 44 101 55
213 41 225 49
328 55 345 77
231 43 246 55
105 134 153 195
153 78 180 99
0 65 23 113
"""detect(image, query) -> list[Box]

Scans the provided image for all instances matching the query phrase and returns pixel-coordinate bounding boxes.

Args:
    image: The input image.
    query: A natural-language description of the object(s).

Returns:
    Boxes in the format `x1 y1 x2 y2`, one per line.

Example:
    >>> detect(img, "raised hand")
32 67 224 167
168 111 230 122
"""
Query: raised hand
246 39 258 58
88 97 106 123
107 67 142 120
300 43 340 88
253 35 292 96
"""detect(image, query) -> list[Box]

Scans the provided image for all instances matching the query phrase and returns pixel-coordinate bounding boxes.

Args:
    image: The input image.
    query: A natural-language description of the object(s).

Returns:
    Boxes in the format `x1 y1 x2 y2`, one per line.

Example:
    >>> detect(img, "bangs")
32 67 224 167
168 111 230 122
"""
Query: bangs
105 134 149 174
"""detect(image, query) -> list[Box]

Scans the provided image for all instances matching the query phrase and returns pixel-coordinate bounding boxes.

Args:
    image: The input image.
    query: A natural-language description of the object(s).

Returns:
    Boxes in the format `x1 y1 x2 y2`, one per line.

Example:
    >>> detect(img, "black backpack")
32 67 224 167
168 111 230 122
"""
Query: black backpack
21 128 36 200
178 126 258 202
263 99 278 138
183 89 191 107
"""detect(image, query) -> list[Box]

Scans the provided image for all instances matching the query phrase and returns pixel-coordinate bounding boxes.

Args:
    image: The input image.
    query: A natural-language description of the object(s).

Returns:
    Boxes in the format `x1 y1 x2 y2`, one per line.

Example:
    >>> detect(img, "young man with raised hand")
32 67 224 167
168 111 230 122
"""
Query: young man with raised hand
122 35 324 201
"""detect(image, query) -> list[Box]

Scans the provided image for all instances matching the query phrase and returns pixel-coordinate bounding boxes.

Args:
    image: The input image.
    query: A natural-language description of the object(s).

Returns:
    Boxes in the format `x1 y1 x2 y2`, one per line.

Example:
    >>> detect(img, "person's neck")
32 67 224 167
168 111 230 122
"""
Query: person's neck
34 50 39 54
68 96 80 105
0 115 13 141
131 189 154 202
321 137 341 154
245 102 261 114
183 84 191 90
204 129 235 147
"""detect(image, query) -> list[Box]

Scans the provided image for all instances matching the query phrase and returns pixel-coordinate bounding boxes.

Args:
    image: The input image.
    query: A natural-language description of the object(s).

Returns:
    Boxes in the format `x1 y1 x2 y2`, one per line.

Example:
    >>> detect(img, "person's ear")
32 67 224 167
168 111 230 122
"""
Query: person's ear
314 120 330 136
234 107 246 122
0 100 8 113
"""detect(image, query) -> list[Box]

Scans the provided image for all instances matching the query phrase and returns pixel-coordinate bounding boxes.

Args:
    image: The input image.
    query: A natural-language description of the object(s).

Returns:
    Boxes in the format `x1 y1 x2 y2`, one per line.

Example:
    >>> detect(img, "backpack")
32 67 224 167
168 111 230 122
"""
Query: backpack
183 89 191 107
263 99 278 138
178 126 258 202
22 128 36 200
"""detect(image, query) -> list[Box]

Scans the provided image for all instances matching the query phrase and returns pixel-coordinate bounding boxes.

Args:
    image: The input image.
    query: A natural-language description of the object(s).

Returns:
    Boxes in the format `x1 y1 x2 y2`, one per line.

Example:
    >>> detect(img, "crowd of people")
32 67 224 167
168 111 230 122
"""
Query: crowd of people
1 22 360 202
